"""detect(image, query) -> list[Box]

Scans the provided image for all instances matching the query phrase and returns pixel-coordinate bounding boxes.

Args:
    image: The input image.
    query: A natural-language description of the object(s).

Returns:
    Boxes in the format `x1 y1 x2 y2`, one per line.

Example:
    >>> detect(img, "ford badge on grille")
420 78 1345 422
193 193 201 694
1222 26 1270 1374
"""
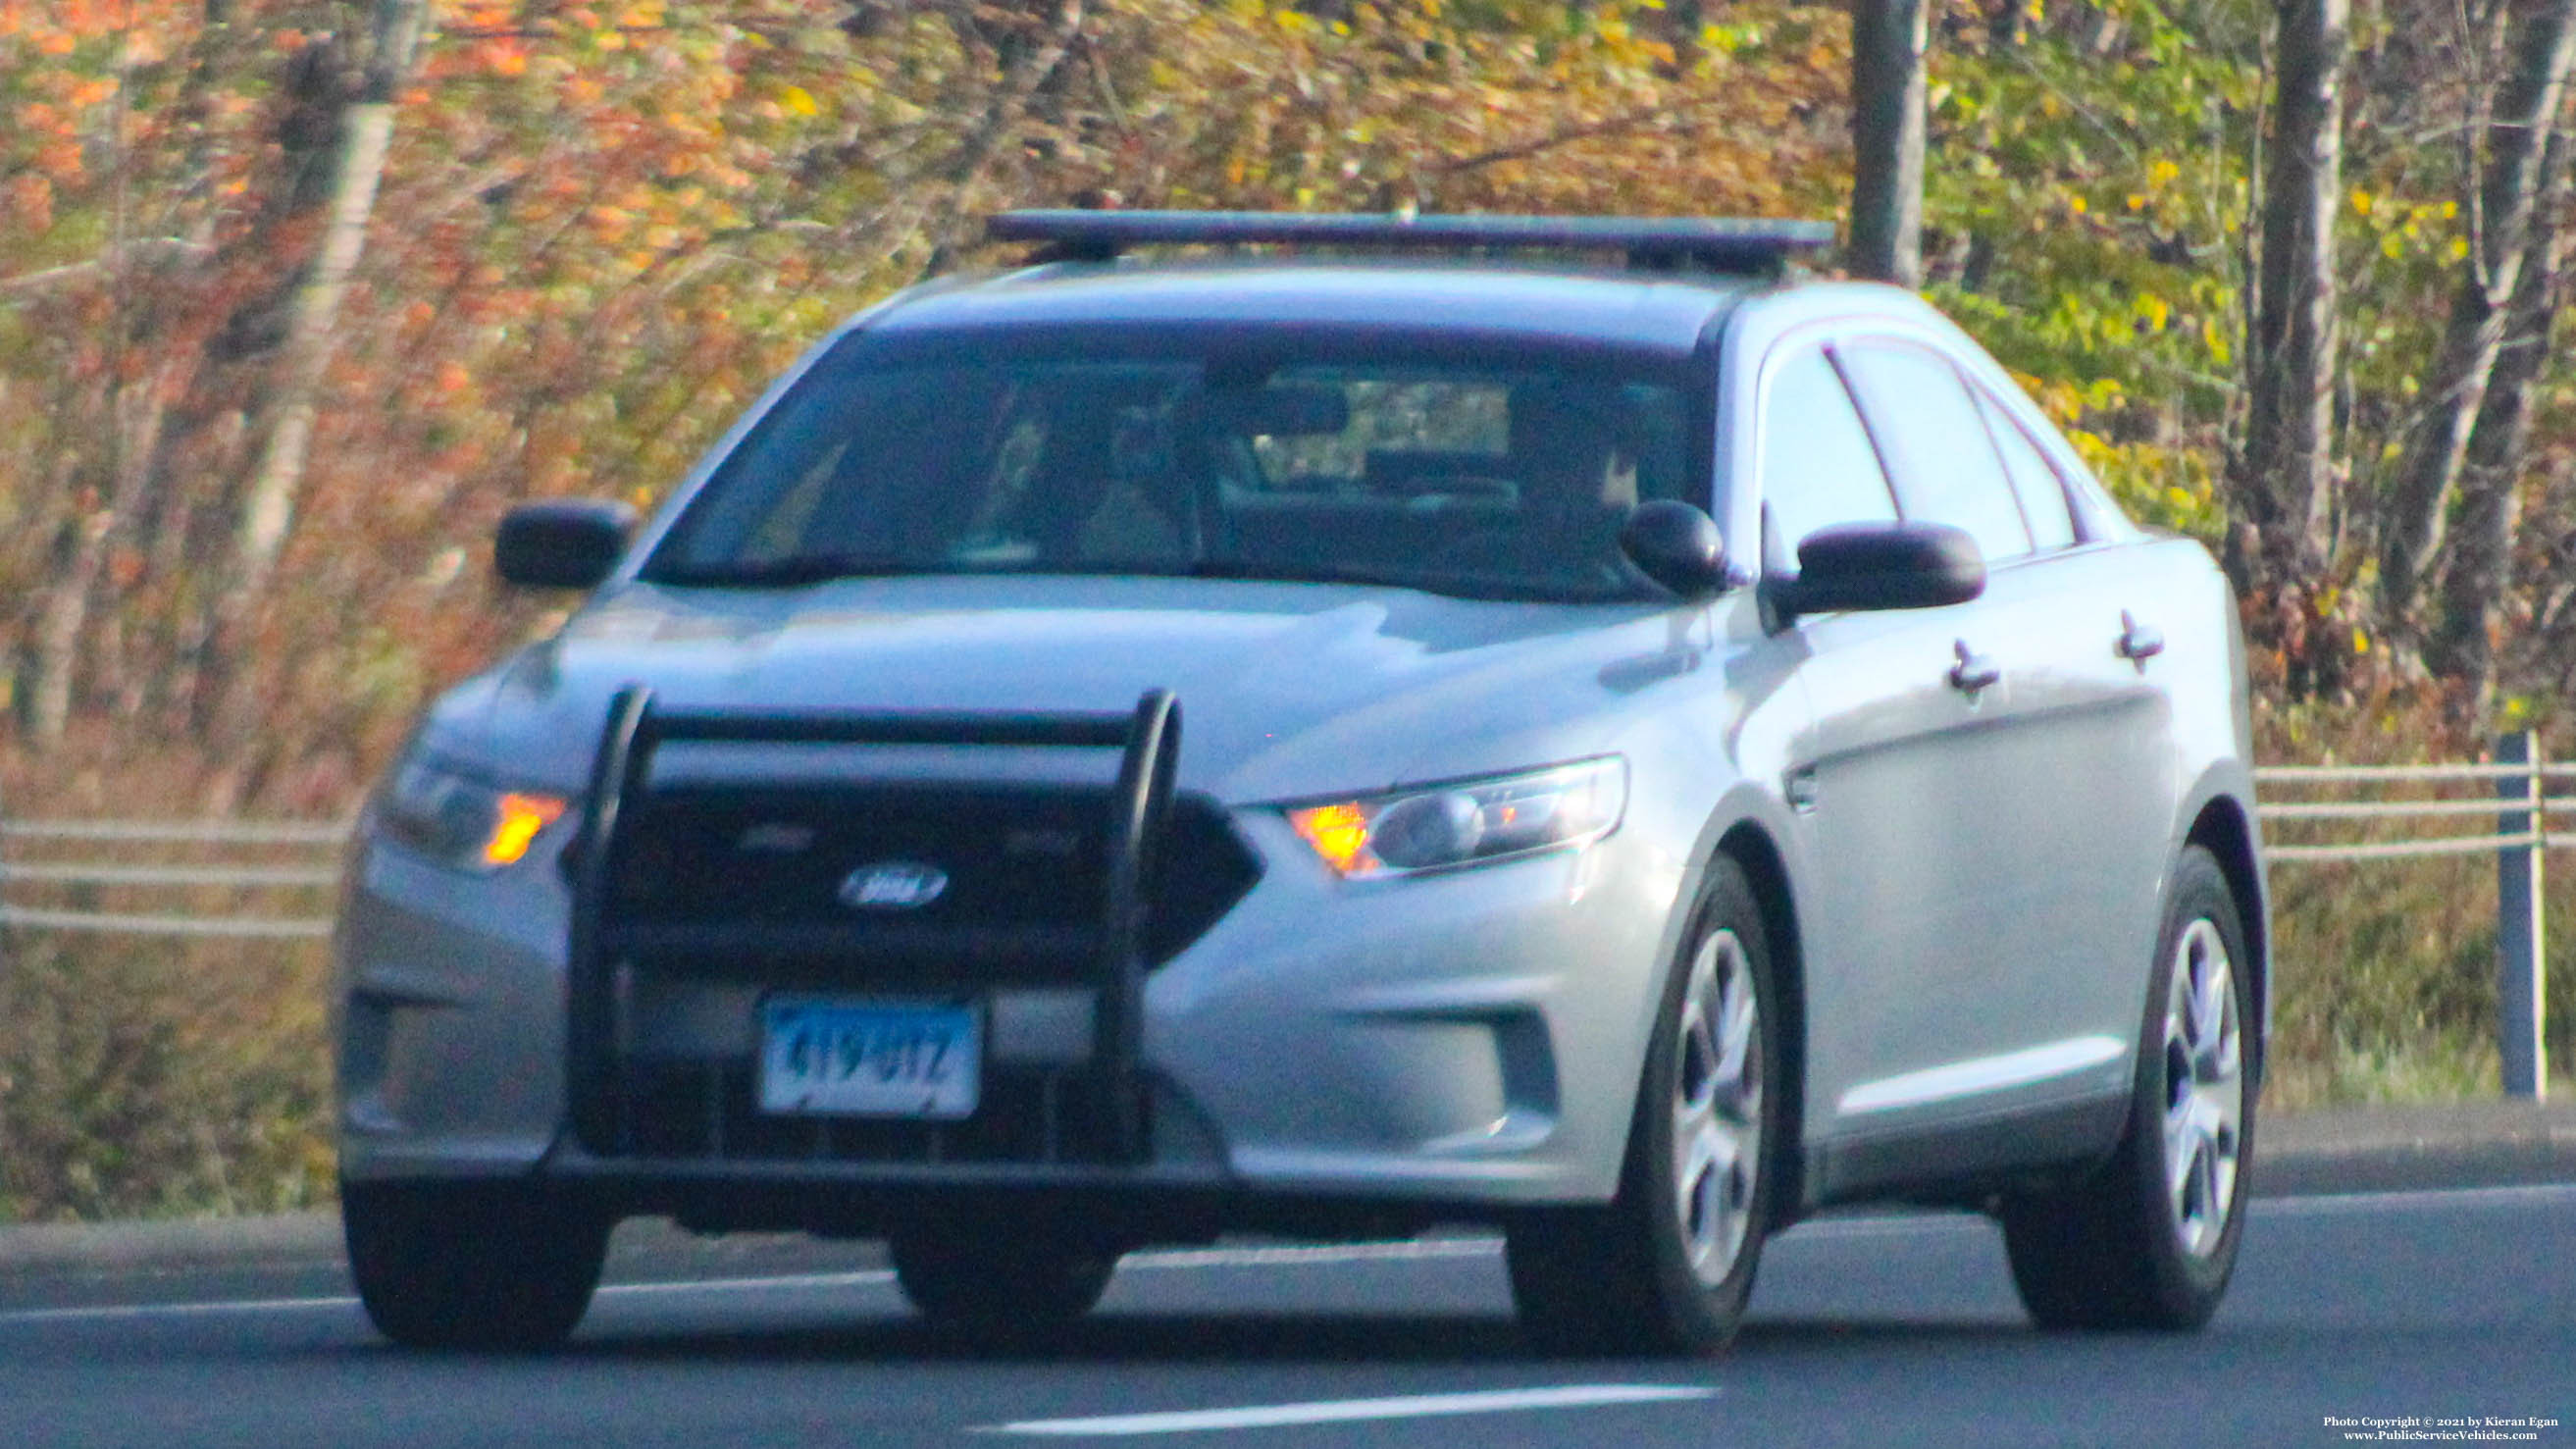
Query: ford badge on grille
837 861 951 910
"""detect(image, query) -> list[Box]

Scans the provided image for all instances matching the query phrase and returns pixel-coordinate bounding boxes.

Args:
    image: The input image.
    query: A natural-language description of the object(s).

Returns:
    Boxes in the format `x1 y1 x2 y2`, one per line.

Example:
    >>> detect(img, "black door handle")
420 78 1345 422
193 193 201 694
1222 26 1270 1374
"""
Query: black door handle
2115 610 2165 665
1948 639 2001 695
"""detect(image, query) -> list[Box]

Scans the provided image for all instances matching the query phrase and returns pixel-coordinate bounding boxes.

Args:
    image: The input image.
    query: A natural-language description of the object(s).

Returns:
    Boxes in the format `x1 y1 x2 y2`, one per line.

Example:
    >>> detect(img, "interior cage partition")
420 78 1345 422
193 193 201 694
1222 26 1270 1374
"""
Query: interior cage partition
564 685 1182 1165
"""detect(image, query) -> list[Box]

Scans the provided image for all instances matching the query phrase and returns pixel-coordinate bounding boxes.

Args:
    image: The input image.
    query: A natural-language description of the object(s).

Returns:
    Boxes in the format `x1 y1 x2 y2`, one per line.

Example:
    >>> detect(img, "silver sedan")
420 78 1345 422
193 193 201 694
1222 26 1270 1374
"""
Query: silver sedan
333 211 2265 1354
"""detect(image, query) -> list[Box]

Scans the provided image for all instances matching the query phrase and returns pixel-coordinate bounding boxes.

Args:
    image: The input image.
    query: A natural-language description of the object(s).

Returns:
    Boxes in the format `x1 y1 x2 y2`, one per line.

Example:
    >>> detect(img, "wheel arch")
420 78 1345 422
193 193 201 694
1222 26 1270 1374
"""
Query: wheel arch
2182 792 2270 1085
1713 819 1810 1225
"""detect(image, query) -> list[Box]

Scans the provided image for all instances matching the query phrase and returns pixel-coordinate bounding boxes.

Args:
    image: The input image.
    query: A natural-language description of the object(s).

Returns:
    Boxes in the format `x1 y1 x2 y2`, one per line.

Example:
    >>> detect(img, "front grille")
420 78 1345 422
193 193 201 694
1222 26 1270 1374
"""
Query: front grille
608 787 1259 984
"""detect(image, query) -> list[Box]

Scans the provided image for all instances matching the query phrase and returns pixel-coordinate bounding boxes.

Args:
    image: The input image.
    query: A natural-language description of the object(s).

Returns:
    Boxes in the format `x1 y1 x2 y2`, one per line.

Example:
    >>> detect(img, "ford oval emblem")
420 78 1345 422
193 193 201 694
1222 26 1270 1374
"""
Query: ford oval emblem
838 860 950 911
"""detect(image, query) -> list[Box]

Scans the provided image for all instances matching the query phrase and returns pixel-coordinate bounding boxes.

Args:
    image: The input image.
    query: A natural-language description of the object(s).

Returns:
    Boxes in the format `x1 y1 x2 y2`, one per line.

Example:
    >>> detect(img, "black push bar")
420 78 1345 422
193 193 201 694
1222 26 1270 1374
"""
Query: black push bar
565 687 1182 1165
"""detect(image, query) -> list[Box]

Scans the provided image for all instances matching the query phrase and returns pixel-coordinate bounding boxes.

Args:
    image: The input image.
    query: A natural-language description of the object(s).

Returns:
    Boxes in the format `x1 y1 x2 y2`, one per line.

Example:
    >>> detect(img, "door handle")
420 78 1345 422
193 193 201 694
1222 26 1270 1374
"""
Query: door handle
2115 610 2165 666
1947 639 2001 695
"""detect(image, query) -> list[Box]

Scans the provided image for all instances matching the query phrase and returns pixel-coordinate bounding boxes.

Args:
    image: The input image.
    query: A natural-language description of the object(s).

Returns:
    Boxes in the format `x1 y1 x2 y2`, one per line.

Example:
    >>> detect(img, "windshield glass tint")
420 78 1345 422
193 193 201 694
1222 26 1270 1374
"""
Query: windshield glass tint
645 343 1700 602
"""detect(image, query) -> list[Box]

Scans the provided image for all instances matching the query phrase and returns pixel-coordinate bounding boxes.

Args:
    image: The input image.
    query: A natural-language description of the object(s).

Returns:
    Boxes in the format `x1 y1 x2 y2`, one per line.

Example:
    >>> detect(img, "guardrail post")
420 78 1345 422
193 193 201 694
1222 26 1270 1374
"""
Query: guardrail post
2496 730 2548 1099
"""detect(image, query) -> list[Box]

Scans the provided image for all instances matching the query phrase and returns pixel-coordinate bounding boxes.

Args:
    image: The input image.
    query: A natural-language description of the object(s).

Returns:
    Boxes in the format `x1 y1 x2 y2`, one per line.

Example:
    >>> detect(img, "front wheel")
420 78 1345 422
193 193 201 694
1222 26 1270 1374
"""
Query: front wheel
342 1180 610 1351
1507 854 1782 1355
2001 845 2254 1330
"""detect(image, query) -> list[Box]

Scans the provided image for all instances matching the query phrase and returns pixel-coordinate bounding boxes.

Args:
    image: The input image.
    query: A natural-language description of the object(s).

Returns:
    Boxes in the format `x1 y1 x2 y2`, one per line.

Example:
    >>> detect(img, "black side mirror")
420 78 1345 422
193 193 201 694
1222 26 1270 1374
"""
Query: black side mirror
495 499 637 590
1619 499 1729 600
1765 521 1984 623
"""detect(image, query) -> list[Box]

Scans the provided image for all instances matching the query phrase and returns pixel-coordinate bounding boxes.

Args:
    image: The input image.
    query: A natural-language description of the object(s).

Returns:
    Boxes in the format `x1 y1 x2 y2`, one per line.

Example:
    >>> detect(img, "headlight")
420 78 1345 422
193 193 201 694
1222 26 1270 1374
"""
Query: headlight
1285 757 1625 879
376 755 569 871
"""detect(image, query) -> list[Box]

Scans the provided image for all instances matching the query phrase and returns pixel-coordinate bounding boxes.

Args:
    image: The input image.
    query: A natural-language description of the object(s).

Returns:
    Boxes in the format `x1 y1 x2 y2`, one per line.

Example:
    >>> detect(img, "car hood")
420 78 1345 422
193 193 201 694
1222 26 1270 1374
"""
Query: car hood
421 575 1707 803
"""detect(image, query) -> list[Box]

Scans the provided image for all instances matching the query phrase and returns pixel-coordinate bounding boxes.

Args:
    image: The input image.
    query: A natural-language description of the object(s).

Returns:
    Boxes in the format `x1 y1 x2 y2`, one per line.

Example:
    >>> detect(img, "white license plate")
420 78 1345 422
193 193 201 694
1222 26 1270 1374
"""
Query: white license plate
757 997 982 1119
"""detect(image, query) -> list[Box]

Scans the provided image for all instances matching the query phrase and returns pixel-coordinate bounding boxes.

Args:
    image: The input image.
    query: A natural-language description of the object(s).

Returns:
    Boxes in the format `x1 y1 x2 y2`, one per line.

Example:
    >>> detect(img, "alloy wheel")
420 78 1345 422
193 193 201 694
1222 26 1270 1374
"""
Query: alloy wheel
1673 927 1763 1285
2161 917 2243 1258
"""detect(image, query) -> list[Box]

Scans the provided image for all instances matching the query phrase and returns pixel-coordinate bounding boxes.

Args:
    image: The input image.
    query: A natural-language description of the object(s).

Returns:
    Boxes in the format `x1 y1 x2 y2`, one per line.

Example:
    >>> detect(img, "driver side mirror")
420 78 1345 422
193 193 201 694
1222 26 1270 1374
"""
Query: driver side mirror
1763 521 1984 624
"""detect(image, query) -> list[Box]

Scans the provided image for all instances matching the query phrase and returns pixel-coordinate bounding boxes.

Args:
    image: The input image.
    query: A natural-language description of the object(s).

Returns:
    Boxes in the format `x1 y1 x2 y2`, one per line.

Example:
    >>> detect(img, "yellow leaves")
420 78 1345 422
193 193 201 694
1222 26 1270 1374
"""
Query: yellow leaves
2351 628 2371 655
2135 292 2171 332
779 85 819 117
2348 186 2374 216
2147 159 2180 186
2067 194 2087 215
2125 192 2145 210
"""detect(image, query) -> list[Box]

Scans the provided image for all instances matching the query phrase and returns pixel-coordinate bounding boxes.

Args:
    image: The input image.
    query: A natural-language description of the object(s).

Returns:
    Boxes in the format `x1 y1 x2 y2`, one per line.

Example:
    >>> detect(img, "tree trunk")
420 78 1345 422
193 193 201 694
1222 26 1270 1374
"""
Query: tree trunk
2429 130 2571 713
223 0 424 604
2374 0 2576 636
1848 0 1928 286
2228 0 2348 602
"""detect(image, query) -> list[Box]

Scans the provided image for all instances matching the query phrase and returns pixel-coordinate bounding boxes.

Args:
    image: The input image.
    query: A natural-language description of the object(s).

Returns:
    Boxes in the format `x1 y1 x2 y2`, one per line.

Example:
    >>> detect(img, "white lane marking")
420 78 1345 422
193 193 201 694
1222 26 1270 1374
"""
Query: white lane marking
1120 1239 1500 1270
979 1385 1716 1437
2254 1180 2576 1216
0 1293 363 1324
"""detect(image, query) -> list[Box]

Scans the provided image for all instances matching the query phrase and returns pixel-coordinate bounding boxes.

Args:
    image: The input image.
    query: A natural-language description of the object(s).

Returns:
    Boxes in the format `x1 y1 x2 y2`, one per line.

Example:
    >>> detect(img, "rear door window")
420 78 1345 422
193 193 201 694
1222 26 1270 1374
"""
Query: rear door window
1971 387 2078 550
1837 342 2034 562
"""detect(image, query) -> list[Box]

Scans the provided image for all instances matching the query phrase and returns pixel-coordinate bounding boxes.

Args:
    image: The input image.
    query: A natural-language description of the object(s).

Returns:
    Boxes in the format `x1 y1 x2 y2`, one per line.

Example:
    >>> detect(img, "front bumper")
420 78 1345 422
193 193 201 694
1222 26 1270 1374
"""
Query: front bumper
335 792 1682 1225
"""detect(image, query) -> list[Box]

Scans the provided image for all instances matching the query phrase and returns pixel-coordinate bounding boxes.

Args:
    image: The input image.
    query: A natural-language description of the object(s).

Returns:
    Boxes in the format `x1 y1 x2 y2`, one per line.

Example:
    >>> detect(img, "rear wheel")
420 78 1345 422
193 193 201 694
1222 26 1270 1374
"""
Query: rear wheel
890 1230 1117 1333
342 1180 609 1351
1506 855 1781 1355
2001 845 2253 1330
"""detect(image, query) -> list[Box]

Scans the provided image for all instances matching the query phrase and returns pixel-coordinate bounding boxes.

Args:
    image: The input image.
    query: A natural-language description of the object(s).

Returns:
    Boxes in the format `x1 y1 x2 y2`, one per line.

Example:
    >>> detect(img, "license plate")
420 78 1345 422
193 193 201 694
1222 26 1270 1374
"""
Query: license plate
757 996 982 1119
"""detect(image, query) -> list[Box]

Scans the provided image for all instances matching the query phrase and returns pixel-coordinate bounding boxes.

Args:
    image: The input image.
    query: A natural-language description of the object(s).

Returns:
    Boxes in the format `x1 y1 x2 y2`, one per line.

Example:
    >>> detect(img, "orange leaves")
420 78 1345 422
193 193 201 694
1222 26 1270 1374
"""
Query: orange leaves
5 172 50 232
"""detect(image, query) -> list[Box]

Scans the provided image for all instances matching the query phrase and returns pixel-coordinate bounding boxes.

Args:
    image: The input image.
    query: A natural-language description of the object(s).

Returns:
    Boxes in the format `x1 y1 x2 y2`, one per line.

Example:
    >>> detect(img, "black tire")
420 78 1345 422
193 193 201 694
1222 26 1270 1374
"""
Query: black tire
1506 854 1784 1356
342 1179 610 1351
2001 845 2256 1331
890 1230 1117 1334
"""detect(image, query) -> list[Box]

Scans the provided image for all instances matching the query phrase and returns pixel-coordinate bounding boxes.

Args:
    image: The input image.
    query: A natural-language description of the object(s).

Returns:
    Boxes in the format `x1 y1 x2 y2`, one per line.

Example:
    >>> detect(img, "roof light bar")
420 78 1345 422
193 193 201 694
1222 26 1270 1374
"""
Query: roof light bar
986 210 1835 273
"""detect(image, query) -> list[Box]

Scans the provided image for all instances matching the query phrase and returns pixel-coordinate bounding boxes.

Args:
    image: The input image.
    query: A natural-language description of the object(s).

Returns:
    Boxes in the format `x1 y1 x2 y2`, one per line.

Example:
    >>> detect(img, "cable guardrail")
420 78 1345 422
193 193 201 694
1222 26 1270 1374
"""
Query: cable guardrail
0 814 352 939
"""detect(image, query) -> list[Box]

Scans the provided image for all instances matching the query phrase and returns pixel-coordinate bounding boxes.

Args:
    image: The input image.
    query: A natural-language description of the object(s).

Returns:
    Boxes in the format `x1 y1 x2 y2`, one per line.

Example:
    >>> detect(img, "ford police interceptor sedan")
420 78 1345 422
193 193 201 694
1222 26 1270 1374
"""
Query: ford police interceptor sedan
334 211 2266 1354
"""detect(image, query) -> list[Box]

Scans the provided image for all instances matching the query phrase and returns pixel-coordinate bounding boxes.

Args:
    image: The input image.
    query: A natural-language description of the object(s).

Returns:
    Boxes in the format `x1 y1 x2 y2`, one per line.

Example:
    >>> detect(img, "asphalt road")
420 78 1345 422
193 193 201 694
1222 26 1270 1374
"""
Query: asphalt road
5 1178 2574 1448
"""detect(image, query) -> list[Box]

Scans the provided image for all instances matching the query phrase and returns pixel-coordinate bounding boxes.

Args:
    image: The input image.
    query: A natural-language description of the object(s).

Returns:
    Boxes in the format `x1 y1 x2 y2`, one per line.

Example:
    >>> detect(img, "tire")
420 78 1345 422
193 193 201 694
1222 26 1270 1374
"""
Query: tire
1506 854 1783 1356
342 1180 610 1351
2001 845 2255 1331
890 1230 1117 1334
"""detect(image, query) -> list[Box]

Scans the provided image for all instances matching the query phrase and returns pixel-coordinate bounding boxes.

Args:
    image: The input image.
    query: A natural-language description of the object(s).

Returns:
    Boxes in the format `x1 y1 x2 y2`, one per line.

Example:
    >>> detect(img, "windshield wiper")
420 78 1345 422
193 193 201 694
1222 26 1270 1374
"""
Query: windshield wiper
644 553 928 588
1182 559 1436 591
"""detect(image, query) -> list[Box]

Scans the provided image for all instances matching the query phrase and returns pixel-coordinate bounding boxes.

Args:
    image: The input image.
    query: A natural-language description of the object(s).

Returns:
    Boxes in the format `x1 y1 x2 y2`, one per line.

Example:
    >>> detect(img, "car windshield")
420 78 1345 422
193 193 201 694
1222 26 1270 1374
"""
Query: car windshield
644 336 1704 603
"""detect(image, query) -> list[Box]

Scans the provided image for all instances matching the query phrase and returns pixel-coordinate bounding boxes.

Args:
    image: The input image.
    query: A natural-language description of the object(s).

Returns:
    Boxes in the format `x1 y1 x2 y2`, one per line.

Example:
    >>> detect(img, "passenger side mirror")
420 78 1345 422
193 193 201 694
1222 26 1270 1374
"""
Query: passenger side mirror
1619 499 1728 600
495 499 637 590
1764 521 1984 623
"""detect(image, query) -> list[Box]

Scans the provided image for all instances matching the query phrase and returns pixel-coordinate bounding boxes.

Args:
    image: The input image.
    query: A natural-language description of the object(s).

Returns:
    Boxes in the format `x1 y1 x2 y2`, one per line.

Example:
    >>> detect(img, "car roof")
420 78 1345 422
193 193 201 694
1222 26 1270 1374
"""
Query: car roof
861 259 1770 358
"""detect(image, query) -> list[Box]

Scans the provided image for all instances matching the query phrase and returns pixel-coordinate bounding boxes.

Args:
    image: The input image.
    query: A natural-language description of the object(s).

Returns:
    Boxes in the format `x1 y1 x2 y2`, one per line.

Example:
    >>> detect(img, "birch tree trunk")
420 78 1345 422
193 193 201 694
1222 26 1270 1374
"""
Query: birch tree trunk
1848 0 1927 286
2375 0 2576 635
2428 131 2572 711
2228 0 2347 600
222 0 425 605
